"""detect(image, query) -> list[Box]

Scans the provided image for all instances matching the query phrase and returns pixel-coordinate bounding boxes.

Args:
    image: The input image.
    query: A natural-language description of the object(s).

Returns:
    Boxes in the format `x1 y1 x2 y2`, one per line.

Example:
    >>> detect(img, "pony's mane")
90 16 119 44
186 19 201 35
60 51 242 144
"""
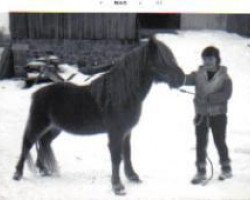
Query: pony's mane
90 43 149 111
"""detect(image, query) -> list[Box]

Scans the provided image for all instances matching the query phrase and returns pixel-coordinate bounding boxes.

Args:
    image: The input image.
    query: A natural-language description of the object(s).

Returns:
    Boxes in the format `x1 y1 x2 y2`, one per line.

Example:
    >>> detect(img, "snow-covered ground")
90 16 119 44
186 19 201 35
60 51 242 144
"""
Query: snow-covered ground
1 31 250 200
0 13 9 34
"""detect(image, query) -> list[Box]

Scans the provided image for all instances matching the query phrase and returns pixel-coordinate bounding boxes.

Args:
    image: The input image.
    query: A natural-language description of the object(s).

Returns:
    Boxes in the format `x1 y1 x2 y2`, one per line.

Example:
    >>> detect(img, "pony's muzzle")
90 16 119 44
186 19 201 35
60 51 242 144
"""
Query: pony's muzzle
170 71 186 88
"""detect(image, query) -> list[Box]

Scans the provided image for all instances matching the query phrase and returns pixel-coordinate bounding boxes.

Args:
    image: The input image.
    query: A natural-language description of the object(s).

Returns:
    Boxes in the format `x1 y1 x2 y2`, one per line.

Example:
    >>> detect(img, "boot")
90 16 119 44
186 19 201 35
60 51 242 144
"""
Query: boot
191 163 207 184
191 172 207 184
219 163 232 180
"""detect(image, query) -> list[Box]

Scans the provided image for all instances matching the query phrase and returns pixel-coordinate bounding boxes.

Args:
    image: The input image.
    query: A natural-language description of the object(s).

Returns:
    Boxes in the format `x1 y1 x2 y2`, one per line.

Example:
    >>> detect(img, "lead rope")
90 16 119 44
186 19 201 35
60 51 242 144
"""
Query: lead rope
202 154 214 186
178 86 214 185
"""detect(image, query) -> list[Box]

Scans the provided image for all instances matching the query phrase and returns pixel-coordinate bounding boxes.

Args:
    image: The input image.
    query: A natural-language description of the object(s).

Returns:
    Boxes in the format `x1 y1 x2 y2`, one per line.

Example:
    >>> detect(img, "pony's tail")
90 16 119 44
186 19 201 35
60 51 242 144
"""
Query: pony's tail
35 141 60 176
26 152 37 174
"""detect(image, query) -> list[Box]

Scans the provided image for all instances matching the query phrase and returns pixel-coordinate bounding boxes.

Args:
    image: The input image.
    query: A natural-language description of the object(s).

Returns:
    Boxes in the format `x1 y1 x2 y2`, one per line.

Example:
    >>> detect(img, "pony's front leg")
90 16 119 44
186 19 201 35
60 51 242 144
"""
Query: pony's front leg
122 132 141 183
108 133 126 195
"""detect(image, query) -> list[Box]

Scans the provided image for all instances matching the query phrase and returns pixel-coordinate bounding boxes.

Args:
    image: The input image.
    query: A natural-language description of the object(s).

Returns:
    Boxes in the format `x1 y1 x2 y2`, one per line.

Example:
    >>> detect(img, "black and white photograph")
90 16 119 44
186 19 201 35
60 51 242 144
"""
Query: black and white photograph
0 1 250 199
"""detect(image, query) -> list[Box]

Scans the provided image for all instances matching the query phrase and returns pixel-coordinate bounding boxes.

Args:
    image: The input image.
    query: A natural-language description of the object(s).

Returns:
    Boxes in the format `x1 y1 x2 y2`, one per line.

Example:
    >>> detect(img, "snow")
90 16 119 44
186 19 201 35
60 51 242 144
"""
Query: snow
1 31 250 199
0 13 9 35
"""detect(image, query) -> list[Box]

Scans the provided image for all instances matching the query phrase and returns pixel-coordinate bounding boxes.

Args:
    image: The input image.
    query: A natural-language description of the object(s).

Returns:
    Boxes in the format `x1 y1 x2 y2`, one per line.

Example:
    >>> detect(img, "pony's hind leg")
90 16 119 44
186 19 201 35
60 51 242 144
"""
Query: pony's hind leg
36 128 61 176
122 132 141 183
13 132 34 180
13 119 50 181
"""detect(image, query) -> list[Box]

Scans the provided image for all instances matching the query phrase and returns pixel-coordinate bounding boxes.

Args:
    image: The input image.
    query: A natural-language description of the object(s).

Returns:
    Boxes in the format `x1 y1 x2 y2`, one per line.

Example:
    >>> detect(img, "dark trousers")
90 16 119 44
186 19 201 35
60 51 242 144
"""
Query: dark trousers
195 114 231 172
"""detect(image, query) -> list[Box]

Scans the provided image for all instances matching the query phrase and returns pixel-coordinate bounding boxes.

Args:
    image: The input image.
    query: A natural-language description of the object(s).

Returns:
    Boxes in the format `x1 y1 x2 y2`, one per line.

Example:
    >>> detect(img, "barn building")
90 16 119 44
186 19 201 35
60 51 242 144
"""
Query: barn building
0 13 250 79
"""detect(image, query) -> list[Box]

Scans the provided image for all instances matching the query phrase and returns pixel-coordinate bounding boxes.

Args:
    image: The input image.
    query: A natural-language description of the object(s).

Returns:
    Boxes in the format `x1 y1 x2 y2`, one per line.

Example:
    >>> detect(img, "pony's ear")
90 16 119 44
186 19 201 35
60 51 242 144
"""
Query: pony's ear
152 35 158 43
149 35 158 44
148 35 158 49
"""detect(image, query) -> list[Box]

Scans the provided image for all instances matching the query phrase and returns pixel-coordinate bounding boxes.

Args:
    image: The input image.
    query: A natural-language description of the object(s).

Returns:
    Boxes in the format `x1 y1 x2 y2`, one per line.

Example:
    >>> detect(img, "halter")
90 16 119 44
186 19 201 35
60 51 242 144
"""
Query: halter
181 74 187 87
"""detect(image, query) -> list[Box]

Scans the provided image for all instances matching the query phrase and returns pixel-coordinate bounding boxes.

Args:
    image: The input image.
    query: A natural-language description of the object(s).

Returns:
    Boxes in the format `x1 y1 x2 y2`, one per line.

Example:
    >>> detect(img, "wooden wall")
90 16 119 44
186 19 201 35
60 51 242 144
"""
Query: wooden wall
10 13 138 40
180 14 228 30
180 14 250 37
0 45 14 79
227 14 250 37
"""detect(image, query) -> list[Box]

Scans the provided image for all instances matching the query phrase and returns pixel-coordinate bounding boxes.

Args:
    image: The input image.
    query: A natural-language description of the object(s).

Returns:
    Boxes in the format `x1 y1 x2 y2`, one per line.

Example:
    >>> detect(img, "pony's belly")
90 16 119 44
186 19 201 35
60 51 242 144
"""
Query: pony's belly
51 117 106 136
63 124 106 135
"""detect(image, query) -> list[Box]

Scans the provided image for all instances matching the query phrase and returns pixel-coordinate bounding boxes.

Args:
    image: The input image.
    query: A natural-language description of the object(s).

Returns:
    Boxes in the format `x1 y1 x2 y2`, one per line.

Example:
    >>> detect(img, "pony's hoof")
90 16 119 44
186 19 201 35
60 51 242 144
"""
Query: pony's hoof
41 171 52 177
112 183 126 196
129 177 142 183
127 173 142 183
13 172 22 181
39 169 51 177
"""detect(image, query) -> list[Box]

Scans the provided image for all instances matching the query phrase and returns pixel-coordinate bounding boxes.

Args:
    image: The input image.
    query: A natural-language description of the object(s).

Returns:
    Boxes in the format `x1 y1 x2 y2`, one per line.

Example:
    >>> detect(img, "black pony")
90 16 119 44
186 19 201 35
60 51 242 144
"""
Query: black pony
13 37 185 195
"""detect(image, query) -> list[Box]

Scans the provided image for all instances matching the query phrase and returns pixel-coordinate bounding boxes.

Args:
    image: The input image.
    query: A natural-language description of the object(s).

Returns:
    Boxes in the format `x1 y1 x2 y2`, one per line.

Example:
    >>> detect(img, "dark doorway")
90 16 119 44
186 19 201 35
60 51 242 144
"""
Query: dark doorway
137 13 181 29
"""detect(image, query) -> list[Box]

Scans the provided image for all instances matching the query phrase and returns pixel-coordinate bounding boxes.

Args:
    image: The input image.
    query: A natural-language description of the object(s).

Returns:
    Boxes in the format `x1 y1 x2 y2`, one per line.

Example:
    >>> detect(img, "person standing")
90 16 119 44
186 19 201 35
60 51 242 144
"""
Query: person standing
185 46 233 184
